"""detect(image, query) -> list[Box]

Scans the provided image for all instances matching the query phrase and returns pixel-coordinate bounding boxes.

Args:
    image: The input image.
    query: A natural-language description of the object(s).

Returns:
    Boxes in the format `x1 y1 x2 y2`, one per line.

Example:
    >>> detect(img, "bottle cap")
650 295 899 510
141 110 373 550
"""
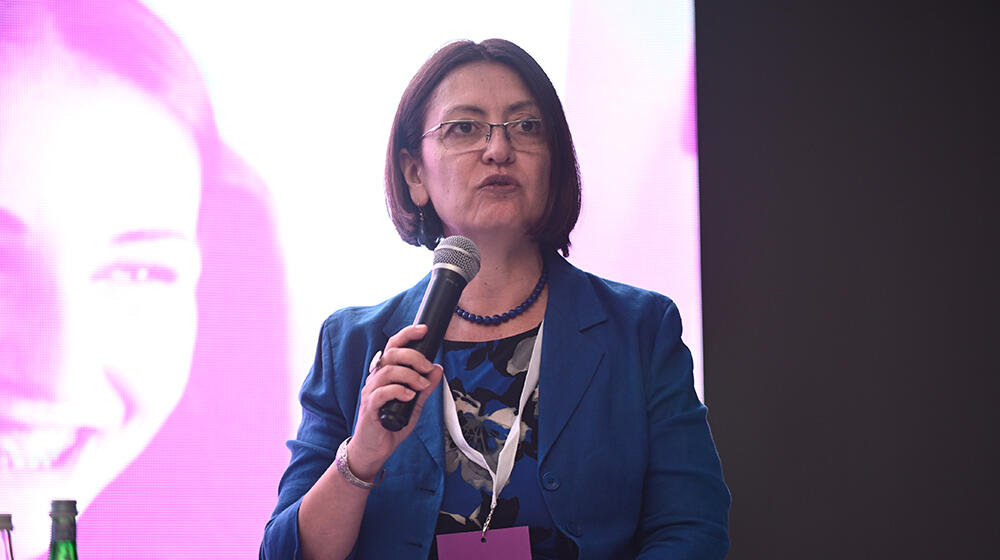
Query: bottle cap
50 500 78 516
0 513 11 530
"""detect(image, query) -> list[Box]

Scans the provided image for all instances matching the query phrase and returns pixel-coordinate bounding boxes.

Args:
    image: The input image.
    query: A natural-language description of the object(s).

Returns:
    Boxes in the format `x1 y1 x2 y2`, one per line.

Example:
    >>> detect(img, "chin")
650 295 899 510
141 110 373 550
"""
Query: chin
0 409 168 557
0 432 109 559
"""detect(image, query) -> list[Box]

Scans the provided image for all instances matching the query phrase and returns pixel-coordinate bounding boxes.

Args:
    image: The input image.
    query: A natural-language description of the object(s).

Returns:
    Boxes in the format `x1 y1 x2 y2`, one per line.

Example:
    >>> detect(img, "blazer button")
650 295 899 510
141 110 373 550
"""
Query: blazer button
542 472 560 491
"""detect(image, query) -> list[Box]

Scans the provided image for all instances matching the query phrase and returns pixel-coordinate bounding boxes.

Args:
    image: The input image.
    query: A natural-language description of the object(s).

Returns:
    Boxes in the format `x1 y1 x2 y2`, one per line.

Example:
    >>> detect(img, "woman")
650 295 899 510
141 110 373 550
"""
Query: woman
262 39 729 559
0 1 288 557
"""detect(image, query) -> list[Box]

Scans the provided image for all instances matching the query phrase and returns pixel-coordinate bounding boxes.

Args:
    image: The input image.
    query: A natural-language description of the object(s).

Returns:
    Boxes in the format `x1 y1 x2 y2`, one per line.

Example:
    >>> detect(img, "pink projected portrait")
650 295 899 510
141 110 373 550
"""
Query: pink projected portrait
0 1 288 558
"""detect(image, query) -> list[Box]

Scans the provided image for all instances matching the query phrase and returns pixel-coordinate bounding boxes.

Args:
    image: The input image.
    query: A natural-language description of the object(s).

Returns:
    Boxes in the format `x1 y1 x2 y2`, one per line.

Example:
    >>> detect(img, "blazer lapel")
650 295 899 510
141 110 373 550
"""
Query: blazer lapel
382 274 446 473
537 254 607 466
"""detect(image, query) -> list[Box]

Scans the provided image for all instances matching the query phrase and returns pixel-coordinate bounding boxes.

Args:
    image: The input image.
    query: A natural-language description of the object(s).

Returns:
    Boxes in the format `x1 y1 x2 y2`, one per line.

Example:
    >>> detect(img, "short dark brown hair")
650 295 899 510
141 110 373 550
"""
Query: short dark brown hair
385 39 582 256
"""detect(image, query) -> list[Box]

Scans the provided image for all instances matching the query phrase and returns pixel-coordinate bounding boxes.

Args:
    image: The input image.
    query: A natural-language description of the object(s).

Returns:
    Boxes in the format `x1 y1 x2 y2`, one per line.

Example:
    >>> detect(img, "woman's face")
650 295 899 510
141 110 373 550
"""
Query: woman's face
0 61 202 556
403 61 551 246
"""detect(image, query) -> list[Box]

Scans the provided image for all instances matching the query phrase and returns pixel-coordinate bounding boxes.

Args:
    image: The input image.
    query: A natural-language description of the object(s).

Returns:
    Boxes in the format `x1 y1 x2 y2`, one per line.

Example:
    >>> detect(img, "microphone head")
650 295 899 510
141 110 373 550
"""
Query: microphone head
433 235 481 283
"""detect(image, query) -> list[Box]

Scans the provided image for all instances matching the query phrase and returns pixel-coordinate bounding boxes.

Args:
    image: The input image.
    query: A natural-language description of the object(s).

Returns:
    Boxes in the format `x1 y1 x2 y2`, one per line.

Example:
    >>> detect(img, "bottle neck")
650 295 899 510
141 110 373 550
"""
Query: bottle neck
49 515 77 560
49 539 78 560
2 527 14 560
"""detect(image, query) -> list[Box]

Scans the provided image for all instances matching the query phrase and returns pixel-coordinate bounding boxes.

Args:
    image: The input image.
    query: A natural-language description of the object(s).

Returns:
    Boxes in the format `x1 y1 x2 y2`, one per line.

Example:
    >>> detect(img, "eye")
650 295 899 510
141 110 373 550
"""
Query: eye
92 262 178 285
514 119 542 135
443 120 481 137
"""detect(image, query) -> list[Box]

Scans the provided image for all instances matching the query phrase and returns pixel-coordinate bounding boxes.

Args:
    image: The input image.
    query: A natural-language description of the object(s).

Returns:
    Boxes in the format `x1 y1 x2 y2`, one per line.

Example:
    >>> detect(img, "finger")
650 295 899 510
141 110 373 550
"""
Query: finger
367 384 418 410
411 364 444 413
385 323 429 351
379 346 436 376
366 364 433 392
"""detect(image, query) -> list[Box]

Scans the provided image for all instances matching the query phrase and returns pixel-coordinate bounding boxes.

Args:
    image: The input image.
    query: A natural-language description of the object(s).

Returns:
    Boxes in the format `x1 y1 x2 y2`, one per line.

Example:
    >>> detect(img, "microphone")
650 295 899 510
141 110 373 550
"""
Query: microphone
378 235 481 431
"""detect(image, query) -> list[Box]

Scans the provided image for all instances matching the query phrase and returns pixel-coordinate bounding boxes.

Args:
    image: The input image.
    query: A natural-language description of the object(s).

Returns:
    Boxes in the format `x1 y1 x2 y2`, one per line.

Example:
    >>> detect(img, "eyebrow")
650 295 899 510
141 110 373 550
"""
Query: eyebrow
0 212 191 246
506 100 540 114
443 100 541 119
111 229 191 244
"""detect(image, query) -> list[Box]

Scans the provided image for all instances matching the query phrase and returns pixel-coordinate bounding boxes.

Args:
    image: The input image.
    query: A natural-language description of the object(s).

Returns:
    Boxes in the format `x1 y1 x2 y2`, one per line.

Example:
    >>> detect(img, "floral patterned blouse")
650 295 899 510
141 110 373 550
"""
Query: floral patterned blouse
430 325 579 559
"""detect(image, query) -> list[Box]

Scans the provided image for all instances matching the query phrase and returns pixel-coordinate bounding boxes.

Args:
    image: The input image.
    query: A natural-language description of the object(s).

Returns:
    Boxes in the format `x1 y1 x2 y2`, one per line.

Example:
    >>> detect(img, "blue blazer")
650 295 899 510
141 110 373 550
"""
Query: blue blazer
262 253 730 559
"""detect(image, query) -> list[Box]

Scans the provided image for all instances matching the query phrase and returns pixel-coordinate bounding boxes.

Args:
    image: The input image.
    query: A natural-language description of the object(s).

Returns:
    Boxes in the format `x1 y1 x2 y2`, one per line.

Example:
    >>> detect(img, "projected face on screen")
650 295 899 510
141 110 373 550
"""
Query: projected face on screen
0 57 202 556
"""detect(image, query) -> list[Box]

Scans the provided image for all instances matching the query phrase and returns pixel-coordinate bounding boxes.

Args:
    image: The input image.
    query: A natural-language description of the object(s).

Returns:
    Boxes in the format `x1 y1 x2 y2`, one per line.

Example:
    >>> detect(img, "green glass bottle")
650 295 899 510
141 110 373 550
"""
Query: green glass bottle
49 500 78 560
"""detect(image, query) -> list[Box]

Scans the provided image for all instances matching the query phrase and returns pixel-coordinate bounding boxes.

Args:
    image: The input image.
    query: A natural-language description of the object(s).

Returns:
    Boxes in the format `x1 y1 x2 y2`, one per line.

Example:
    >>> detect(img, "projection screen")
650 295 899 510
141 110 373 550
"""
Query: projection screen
0 1 698 556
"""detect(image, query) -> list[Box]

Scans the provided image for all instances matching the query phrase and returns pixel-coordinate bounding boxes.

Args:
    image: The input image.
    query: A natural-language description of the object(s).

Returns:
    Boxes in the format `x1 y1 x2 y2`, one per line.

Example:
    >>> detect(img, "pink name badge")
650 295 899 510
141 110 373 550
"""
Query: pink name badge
436 526 531 560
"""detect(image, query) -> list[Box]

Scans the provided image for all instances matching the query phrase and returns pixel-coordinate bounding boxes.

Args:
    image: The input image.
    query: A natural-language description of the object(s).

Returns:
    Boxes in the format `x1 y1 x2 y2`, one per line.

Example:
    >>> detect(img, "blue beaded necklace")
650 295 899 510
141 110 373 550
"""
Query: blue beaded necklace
454 268 547 326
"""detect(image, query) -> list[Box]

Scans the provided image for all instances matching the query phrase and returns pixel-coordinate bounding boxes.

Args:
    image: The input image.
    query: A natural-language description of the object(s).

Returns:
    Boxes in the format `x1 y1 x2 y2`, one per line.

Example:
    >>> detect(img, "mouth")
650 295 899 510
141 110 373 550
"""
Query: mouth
478 174 522 190
0 416 98 472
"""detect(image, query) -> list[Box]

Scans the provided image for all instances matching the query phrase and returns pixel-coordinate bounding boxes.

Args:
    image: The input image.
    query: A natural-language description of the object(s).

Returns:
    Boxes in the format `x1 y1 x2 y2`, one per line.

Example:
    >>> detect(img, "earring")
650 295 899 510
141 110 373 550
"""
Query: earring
416 206 434 249
417 206 427 245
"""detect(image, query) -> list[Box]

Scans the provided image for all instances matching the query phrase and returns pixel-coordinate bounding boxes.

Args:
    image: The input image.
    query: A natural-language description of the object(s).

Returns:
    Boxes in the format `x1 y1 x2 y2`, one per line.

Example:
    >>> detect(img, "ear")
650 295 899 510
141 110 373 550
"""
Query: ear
399 149 429 206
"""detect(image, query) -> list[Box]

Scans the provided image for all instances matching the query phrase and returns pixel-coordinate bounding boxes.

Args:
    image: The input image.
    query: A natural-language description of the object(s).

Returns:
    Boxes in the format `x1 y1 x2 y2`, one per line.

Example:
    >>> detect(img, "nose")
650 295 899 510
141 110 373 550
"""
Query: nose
482 124 516 165
0 241 124 427
0 245 63 399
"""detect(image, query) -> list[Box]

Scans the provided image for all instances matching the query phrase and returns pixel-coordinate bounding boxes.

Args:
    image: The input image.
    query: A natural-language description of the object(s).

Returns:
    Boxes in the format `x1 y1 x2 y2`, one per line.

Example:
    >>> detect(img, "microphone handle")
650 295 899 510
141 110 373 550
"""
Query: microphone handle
378 268 466 431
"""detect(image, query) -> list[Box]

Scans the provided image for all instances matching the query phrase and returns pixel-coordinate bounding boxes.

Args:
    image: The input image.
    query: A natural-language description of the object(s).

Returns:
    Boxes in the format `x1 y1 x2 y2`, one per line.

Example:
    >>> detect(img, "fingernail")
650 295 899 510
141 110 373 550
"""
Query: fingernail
418 377 431 389
404 389 416 399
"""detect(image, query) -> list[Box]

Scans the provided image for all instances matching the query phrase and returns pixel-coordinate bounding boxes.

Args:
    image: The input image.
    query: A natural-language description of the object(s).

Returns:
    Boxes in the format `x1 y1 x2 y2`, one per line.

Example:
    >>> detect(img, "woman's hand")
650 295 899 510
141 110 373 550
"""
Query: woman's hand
346 324 443 481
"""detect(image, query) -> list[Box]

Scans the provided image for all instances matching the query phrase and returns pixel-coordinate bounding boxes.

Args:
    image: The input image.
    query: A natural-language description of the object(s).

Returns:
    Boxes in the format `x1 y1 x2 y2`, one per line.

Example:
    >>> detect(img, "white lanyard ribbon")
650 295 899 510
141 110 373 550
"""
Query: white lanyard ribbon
441 321 543 539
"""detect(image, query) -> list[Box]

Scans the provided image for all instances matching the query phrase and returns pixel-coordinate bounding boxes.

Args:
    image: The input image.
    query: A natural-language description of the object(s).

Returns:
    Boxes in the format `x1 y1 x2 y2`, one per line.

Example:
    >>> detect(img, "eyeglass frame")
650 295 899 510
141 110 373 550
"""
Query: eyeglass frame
419 118 545 151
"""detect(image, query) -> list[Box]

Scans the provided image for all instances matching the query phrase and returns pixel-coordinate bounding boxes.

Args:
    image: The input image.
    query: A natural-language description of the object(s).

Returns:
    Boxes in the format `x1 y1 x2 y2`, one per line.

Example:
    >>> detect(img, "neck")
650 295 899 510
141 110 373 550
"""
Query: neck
445 236 547 341
463 237 543 304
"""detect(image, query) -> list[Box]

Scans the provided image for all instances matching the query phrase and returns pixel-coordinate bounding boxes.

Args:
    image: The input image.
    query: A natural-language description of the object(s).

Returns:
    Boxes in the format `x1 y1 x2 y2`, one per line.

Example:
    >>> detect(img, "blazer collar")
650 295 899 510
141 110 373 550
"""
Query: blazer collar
383 273 430 340
537 252 608 465
382 273 446 473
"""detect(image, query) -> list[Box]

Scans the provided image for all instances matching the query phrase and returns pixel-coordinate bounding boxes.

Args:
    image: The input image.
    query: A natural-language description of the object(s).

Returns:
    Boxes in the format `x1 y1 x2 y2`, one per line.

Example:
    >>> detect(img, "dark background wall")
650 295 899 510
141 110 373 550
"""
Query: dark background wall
695 3 995 558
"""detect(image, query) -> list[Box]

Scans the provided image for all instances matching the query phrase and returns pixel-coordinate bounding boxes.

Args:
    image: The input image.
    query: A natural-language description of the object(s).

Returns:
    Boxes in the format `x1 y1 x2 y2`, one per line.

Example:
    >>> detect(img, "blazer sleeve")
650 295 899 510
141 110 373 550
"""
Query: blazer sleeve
260 318 360 560
635 300 731 559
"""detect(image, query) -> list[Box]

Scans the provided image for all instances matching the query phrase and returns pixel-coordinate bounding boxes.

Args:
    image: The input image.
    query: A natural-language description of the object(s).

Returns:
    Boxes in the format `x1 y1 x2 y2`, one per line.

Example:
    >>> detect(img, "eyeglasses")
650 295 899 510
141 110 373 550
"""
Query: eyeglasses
420 118 545 152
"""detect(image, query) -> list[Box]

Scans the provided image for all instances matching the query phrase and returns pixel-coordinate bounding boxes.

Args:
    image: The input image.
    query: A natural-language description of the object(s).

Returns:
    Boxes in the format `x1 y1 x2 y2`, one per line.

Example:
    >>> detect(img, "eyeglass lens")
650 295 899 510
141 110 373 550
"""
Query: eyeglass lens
439 120 543 150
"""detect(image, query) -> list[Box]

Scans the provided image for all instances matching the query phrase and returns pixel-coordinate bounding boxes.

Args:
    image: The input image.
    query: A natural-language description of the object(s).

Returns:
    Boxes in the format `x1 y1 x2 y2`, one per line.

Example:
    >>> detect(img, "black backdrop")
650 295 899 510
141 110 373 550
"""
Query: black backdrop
695 3 995 558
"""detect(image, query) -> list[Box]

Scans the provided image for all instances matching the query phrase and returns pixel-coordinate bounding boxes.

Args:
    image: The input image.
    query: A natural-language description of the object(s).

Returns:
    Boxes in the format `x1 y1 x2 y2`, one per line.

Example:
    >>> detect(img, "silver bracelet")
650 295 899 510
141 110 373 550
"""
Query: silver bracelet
336 436 384 489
